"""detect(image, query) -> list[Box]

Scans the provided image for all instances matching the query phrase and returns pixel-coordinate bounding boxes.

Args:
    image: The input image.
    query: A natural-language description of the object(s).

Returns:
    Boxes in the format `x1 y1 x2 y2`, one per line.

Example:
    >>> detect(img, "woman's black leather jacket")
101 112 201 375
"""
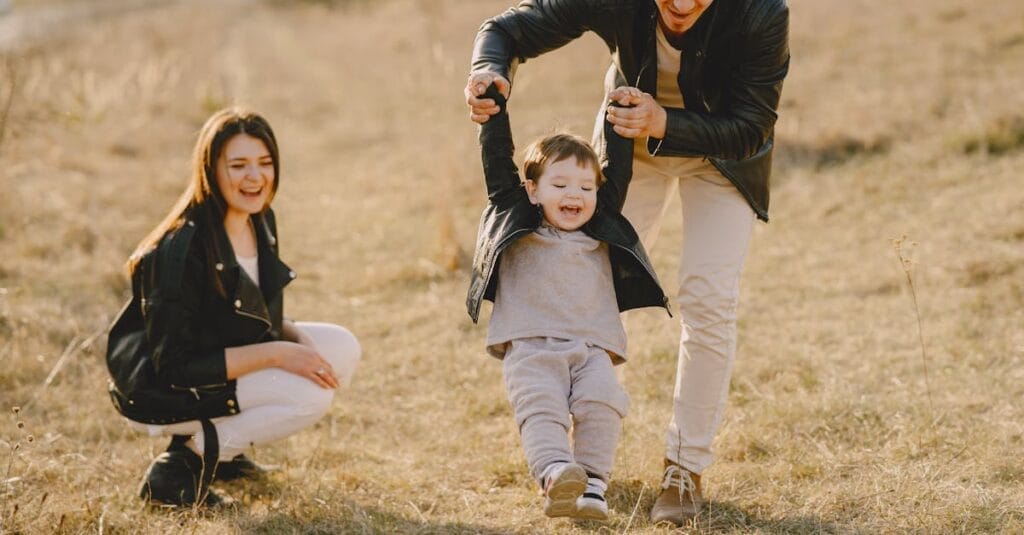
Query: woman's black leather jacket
106 207 296 424
466 87 669 322
471 0 790 221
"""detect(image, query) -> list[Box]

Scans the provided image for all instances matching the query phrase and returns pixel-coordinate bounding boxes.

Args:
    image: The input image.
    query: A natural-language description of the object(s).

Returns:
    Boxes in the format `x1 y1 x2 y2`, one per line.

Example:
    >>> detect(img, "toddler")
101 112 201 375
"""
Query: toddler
466 85 669 521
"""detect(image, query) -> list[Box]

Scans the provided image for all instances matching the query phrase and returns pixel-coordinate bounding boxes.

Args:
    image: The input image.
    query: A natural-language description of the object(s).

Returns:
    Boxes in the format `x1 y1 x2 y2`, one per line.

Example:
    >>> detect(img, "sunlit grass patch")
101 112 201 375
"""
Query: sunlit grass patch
962 115 1024 155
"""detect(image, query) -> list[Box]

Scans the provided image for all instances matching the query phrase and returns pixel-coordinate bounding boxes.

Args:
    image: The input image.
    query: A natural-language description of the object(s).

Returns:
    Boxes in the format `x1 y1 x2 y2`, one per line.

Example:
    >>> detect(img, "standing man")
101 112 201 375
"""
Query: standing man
464 0 789 526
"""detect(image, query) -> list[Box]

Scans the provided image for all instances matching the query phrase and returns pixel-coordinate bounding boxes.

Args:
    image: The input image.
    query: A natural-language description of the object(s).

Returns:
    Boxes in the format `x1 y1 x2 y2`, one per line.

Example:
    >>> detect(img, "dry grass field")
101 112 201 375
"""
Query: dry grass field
1 0 1023 533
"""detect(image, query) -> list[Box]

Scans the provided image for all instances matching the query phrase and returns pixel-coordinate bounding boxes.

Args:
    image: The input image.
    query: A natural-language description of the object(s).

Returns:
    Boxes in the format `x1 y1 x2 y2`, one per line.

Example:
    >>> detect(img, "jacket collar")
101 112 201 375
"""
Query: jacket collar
193 206 296 320
637 0 721 97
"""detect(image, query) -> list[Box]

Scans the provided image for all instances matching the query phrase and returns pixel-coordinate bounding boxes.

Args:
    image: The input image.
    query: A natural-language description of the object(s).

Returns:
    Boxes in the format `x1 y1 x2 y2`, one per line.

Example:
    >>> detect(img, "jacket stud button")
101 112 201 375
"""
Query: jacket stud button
234 299 242 308
227 399 236 407
187 220 195 227
289 271 296 279
216 263 224 271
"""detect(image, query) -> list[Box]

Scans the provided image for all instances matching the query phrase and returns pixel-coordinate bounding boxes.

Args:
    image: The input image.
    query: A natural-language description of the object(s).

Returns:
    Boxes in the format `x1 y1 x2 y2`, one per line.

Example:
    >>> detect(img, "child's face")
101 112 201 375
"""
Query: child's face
525 156 598 232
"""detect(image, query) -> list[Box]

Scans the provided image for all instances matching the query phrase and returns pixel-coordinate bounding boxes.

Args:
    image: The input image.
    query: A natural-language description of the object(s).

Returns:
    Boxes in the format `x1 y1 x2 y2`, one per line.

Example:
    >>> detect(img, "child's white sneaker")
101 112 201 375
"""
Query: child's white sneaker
541 463 587 518
574 476 609 521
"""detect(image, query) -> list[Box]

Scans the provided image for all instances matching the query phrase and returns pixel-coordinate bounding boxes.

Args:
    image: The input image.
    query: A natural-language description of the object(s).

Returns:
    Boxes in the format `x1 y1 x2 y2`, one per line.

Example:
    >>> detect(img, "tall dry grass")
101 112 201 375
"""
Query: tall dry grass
1 0 1022 533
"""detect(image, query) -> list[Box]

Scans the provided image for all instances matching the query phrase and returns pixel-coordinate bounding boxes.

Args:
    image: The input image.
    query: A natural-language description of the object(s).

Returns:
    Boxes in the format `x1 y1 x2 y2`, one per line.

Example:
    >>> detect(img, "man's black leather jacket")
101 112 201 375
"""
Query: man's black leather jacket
472 0 790 221
466 86 669 322
106 207 296 424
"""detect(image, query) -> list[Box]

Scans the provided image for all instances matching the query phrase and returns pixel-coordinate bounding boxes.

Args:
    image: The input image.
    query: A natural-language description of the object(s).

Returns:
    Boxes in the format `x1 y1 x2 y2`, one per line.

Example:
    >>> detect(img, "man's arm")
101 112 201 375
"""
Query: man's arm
604 4 790 161
652 4 790 160
466 0 596 124
471 0 595 82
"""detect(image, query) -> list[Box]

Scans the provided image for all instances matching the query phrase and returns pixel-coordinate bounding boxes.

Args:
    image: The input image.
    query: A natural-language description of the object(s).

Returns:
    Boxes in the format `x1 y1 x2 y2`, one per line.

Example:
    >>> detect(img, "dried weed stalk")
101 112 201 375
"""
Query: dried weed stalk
1 406 34 533
891 236 935 416
0 55 17 151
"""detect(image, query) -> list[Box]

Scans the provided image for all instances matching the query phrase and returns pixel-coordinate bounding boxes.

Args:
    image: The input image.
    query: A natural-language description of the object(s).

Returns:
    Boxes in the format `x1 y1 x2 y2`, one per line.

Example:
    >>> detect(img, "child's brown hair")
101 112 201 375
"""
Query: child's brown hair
522 133 605 186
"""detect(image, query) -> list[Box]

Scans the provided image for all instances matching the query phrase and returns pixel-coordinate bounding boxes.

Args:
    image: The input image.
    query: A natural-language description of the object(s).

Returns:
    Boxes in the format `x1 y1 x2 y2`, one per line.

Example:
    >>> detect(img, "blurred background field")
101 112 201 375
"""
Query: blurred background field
0 0 1022 532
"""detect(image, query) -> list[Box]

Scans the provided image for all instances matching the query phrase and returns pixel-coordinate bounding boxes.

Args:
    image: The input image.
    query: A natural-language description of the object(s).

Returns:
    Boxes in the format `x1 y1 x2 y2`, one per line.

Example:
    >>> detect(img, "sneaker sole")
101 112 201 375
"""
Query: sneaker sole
543 465 587 518
574 505 609 521
650 505 701 526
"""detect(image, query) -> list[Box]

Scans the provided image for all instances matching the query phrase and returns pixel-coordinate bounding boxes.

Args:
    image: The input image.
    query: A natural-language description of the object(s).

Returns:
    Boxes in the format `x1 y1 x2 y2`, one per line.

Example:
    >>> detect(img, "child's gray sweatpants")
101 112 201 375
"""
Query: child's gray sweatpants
502 337 630 484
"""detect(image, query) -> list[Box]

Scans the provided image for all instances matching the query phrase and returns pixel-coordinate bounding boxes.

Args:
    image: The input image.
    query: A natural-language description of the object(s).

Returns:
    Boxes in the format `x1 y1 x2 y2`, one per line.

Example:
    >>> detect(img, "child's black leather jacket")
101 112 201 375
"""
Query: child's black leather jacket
466 87 670 323
106 207 296 424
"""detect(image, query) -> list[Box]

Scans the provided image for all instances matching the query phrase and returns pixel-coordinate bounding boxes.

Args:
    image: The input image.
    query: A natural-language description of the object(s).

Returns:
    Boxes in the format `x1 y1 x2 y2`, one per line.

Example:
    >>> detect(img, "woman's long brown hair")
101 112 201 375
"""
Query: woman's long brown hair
126 107 280 294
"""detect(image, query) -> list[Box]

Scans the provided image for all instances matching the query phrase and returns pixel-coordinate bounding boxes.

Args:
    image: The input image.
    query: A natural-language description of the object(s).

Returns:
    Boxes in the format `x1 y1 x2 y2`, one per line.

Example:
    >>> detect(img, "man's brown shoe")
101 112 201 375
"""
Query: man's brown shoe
649 462 704 526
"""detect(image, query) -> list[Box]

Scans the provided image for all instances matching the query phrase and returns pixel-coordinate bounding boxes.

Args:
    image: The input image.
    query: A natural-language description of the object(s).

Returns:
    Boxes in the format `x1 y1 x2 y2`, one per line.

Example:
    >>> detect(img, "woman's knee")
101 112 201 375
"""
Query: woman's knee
297 322 361 384
291 382 336 419
246 369 336 419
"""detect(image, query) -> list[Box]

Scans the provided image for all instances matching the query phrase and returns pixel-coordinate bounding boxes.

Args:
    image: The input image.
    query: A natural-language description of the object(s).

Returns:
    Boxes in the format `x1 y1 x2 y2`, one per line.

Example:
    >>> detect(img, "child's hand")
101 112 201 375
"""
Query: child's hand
608 86 643 107
465 71 511 124
606 86 667 139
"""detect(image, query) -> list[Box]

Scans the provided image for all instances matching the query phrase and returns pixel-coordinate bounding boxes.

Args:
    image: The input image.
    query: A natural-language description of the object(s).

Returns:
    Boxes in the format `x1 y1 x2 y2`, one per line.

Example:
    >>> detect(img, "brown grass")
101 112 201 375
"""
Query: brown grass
1 0 1023 533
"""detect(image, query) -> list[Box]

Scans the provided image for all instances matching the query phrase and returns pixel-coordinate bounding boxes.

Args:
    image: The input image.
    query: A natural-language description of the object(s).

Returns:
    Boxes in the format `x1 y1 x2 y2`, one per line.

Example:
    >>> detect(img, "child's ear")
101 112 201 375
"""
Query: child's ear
524 179 539 204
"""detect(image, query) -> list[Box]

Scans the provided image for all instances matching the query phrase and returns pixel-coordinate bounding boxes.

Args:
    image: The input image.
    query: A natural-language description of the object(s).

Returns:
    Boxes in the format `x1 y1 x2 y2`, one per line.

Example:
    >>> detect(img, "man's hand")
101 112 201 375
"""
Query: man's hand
606 86 668 139
465 72 511 124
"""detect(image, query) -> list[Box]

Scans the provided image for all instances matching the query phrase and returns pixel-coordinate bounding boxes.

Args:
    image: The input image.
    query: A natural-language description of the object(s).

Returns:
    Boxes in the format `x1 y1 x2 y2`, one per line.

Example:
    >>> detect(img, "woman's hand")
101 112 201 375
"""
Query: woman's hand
226 340 339 389
605 86 668 139
464 71 511 124
273 341 339 389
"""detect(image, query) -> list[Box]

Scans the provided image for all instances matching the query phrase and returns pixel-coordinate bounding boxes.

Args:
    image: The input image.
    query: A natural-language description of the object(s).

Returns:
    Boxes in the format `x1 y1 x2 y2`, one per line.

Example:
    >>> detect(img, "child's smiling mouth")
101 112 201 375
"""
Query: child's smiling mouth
559 205 582 217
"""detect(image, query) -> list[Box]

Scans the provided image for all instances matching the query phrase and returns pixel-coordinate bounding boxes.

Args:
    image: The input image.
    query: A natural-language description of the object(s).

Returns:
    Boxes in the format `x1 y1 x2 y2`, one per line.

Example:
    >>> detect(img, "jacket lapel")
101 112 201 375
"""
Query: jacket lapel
208 211 293 327
254 212 295 303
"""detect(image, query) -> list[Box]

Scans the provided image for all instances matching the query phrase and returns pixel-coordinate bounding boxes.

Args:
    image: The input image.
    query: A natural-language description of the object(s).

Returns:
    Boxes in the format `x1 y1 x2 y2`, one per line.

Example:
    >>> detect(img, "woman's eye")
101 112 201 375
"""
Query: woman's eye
230 164 245 170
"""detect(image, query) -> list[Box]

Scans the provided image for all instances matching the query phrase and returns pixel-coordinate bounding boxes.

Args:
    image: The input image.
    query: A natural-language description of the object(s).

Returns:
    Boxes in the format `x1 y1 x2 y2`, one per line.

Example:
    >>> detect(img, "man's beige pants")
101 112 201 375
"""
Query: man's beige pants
624 140 756 474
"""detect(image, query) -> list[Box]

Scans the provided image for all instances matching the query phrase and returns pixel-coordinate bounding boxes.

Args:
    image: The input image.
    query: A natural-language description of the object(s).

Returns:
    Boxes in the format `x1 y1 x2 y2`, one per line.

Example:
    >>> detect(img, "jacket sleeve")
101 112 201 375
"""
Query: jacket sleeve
597 101 635 212
479 84 525 208
471 0 597 83
143 233 228 389
649 3 790 161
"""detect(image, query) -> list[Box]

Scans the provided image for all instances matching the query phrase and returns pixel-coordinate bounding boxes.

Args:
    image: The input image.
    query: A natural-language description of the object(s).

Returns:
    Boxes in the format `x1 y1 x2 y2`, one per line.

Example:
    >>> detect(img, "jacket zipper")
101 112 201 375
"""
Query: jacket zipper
634 10 658 89
170 382 228 400
486 228 534 282
233 308 272 338
607 241 673 316
474 227 534 317
707 157 767 221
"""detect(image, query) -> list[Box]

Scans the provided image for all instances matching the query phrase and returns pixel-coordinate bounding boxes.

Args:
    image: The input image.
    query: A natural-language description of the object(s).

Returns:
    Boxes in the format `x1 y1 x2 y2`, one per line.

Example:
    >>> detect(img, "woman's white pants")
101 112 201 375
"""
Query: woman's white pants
128 322 361 460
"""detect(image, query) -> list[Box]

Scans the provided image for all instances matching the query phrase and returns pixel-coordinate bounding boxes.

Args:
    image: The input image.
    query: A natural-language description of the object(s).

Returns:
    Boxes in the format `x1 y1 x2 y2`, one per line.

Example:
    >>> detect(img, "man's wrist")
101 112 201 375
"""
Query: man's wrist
651 105 668 139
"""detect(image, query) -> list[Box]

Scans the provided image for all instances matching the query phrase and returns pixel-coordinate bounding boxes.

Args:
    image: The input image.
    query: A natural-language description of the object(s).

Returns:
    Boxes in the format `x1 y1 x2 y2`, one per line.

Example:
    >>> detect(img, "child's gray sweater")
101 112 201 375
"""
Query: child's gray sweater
486 224 627 363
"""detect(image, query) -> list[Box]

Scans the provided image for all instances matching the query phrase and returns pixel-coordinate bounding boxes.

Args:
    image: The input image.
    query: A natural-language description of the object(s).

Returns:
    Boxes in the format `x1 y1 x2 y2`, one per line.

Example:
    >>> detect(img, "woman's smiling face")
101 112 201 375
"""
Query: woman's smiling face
215 133 275 218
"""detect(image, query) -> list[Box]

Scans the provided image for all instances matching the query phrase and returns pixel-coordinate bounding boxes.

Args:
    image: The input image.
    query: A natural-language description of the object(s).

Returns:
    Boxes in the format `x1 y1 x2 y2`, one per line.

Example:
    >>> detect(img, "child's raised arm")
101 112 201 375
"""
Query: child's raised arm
478 84 523 207
595 100 636 213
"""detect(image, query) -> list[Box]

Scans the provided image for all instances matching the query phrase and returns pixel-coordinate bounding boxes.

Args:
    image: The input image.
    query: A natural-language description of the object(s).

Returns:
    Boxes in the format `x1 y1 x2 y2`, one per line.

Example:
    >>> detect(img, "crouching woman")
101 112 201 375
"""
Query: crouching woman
106 107 360 507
